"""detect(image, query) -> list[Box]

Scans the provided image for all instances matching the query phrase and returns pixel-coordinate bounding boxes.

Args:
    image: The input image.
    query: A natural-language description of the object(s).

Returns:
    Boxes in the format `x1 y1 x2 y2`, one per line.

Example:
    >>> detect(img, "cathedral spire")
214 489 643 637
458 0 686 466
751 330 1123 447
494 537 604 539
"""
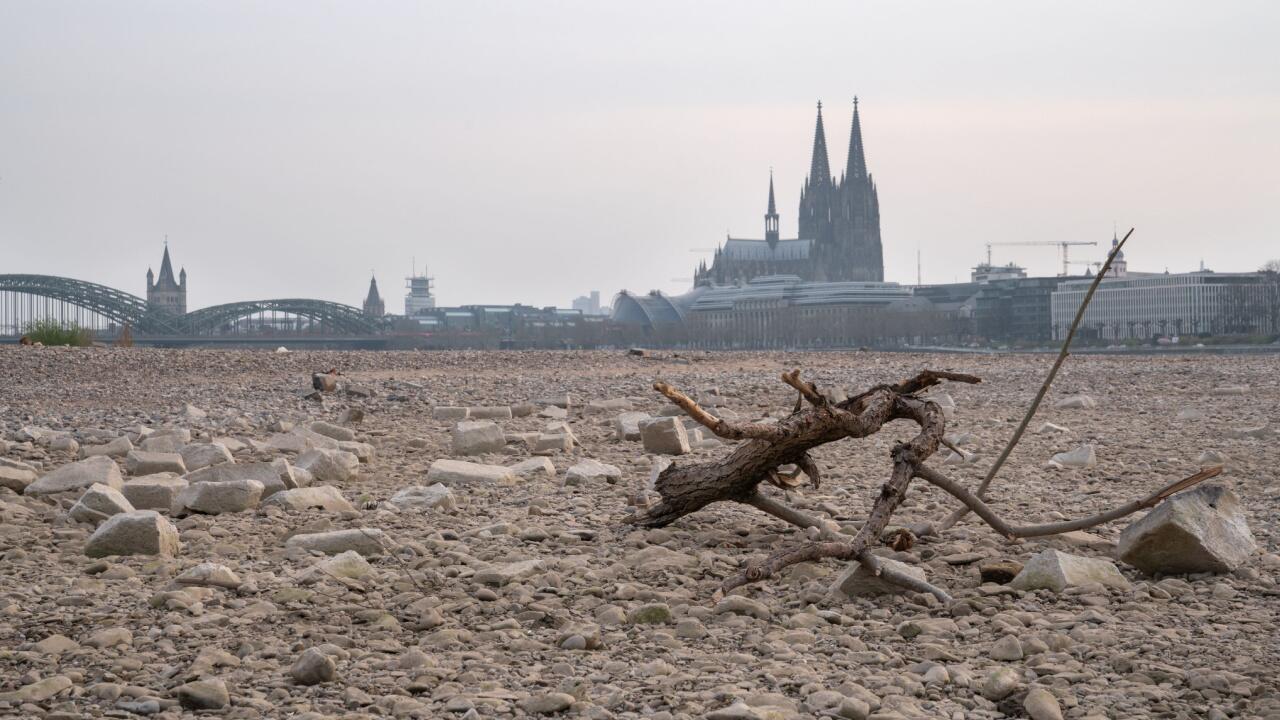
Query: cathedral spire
846 96 867 180
764 170 780 245
156 243 177 288
808 101 831 186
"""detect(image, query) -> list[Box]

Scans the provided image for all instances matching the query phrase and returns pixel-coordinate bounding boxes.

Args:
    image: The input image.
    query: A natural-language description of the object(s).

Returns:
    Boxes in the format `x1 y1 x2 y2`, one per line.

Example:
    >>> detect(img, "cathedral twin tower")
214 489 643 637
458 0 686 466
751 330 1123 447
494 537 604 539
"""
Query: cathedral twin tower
695 99 884 286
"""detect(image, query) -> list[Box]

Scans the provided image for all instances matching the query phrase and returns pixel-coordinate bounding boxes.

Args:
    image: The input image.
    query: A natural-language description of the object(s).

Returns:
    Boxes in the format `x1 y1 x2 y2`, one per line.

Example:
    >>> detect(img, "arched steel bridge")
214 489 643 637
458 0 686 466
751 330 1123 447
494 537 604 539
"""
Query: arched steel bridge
0 274 382 336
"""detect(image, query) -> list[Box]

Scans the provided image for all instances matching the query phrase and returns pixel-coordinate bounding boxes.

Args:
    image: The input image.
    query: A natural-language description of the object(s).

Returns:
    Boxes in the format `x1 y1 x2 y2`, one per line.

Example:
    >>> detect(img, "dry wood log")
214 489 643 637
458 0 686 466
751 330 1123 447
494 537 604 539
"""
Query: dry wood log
633 363 1218 600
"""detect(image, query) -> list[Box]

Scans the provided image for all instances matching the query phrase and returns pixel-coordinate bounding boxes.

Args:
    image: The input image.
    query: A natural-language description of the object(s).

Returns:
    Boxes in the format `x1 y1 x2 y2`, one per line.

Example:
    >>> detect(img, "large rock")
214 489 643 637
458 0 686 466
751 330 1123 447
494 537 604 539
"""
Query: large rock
0 457 39 492
615 411 651 441
469 406 513 420
262 486 356 513
121 474 189 510
1009 549 1131 592
266 429 339 454
180 443 234 471
85 510 180 557
26 456 122 496
426 459 516 486
173 479 264 515
291 647 337 685
533 433 574 454
79 435 134 459
337 440 375 463
310 420 356 442
68 483 135 525
1117 483 1256 575
831 557 928 598
639 417 690 455
187 462 288 497
1047 444 1096 469
451 421 506 455
140 433 186 453
389 484 457 511
509 457 555 479
565 459 622 485
286 528 387 556
295 449 359 483
125 450 187 476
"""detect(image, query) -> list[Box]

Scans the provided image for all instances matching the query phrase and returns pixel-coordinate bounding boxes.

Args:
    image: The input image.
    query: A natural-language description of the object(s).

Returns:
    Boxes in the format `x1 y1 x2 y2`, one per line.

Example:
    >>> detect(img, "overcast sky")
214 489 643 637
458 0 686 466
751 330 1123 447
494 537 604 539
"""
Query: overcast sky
2 1 1278 310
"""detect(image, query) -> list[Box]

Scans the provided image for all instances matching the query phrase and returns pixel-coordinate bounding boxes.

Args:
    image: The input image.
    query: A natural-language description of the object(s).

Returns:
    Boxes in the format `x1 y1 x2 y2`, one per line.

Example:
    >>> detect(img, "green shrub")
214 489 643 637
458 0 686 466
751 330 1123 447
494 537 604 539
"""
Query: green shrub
23 320 94 347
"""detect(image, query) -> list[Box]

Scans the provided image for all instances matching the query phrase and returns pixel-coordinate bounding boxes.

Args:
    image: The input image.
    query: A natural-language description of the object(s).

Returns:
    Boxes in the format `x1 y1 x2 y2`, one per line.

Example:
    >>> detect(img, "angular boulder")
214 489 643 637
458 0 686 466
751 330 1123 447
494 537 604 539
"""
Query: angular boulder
176 562 242 589
173 479 264 515
451 421 506 455
85 510 180 557
310 420 356 442
432 406 469 421
180 443 234 472
1117 483 1256 575
831 557 927 598
565 459 622 485
68 483 135 525
639 417 690 456
615 411 651 441
295 449 359 483
79 435 134 459
262 485 356 513
1010 549 1130 592
26 456 122 497
389 484 457 511
468 406 513 420
509 457 555 479
121 474 189 510
286 528 387 556
1047 444 1096 469
125 450 187 476
0 457 39 492
426 459 516 486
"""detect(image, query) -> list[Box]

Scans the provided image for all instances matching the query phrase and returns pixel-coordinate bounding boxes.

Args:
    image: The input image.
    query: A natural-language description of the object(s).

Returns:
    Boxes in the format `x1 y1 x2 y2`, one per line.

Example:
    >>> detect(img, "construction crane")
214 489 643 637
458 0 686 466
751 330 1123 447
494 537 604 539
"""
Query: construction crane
986 240 1099 276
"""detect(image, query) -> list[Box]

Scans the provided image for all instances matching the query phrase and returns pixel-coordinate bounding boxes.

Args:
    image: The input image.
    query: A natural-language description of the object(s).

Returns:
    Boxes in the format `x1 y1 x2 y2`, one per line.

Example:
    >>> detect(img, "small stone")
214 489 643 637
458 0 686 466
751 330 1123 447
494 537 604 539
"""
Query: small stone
468 406 513 420
310 420 356 442
981 666 1021 701
989 634 1024 661
564 458 622 485
176 562 242 589
1024 688 1064 720
1047 444 1097 469
520 692 574 714
714 595 772 620
474 559 543 586
979 559 1024 584
426 459 516 485
0 675 72 703
388 484 456 511
432 406 469 420
86 627 132 648
615 411 651 441
261 485 356 513
286 528 387 556
627 603 672 624
34 634 79 655
1053 394 1097 409
176 679 229 710
291 647 337 685
509 457 555 479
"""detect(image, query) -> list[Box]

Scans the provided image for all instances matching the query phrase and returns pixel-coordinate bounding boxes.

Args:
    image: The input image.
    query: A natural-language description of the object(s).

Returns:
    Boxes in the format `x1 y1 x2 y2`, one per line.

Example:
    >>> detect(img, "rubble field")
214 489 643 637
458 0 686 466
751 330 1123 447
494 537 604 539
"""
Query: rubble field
0 347 1276 720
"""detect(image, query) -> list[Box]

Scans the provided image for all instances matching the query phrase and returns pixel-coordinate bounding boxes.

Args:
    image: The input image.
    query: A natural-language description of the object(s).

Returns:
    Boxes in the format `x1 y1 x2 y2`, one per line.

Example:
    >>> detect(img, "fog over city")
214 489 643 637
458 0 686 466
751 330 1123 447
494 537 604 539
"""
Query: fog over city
2 1 1277 309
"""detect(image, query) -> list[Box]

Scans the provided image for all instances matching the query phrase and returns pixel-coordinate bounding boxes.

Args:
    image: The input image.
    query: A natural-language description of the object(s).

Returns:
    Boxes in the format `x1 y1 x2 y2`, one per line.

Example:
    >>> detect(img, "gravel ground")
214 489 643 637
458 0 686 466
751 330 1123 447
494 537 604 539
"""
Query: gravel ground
0 347 1276 720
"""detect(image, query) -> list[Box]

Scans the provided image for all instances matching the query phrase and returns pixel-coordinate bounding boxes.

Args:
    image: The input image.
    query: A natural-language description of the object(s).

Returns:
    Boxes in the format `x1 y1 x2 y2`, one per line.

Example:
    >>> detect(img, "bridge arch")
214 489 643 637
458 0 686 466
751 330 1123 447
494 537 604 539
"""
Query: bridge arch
184 298 380 335
0 274 182 334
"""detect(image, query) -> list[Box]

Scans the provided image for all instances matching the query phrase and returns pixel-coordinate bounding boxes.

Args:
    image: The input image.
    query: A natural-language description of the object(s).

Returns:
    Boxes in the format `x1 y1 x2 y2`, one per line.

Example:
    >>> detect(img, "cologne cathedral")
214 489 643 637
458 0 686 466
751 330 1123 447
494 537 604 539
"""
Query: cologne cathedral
694 100 884 286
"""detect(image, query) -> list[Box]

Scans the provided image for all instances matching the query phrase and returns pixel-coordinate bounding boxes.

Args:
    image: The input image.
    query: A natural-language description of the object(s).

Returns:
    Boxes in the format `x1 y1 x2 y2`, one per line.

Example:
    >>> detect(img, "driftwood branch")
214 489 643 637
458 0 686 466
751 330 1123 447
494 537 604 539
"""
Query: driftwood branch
937 228 1134 531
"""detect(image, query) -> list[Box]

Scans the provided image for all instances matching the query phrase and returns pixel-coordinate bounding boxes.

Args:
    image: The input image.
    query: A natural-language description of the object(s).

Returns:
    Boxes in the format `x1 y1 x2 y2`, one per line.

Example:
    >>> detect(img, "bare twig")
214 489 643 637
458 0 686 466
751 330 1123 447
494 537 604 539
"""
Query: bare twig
937 228 1134 531
654 381 785 441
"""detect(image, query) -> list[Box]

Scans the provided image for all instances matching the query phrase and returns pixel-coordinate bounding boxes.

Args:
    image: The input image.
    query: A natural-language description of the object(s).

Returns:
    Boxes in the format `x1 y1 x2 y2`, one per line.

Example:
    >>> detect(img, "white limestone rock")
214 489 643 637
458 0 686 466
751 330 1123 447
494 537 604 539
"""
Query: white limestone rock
295 448 359 483
468 406 513 420
0 457 39 492
1053 395 1098 410
388 484 456 511
474 559 544 586
187 462 288 497
509 457 556 480
431 406 469 421
639 416 690 456
586 398 632 415
310 420 356 442
68 483 135 525
286 528 387 556
122 474 189 510
262 485 356 513
830 558 927 598
85 510 180 558
180 443 234 472
173 479 264 515
1117 483 1256 575
426 459 516 486
1009 549 1131 592
1047 444 1096 469
451 421 506 455
176 562 242 589
125 450 187 476
79 435 133 459
565 458 622 485
615 411 651 441
26 456 123 497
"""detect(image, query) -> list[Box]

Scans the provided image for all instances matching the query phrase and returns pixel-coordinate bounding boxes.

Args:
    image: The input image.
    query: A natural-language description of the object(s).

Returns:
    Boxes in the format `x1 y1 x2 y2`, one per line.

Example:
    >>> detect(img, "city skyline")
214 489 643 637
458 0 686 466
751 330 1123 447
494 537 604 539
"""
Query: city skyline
2 2 1278 309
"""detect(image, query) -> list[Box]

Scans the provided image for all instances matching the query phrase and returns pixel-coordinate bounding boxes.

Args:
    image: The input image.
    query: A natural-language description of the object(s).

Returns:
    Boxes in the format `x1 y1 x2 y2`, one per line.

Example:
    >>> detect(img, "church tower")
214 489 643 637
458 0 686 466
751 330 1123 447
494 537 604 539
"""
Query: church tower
363 275 386 317
146 243 187 315
832 97 884 281
764 172 780 245
798 102 835 278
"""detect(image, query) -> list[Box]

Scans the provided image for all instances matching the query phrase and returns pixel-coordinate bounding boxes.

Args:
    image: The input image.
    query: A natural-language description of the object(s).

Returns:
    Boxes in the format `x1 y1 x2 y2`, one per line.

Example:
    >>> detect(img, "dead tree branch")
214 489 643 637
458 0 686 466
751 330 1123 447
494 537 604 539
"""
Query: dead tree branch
936 228 1134 532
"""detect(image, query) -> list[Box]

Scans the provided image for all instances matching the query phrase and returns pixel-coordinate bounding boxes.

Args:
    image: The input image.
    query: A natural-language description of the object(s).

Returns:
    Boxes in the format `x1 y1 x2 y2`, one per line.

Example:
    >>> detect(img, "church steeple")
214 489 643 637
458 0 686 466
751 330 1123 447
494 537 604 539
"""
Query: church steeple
845 96 867 181
764 171 780 245
156 243 177 288
362 274 386 317
807 101 831 186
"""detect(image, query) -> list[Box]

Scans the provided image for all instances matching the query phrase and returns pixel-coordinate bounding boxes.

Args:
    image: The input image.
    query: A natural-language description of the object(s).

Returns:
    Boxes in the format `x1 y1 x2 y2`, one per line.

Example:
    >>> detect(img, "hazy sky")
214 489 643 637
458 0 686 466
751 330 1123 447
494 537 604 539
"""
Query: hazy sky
3 2 1278 311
